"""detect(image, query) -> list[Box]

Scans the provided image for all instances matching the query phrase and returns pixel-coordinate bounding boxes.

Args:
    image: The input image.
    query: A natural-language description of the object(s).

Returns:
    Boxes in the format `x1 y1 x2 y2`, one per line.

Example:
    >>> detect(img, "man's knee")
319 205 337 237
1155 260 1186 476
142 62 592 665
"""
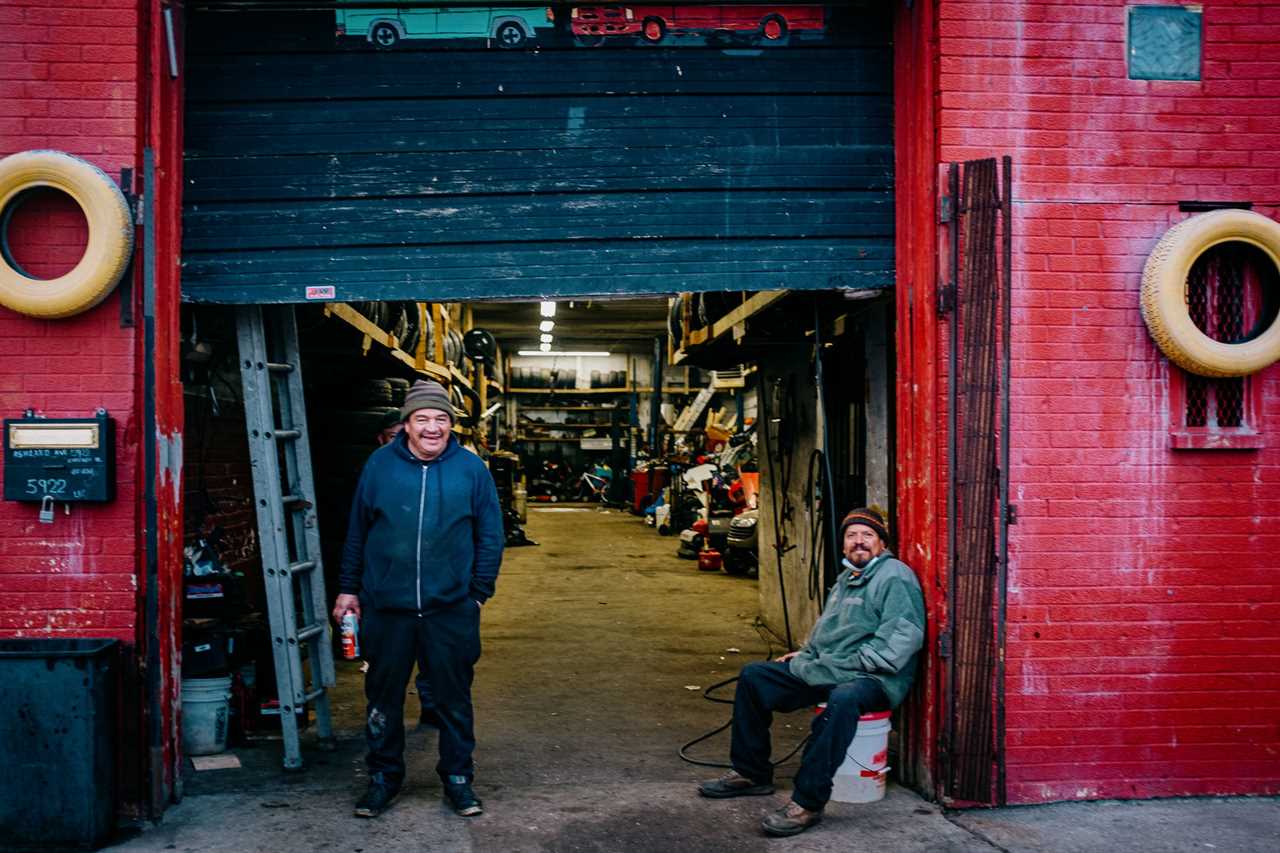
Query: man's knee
827 679 884 717
739 660 773 688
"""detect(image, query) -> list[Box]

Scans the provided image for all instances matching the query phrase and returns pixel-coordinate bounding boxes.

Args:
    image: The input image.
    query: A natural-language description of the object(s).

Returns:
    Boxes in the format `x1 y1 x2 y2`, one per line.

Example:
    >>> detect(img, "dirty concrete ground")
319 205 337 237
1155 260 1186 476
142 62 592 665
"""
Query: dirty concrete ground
109 508 1280 853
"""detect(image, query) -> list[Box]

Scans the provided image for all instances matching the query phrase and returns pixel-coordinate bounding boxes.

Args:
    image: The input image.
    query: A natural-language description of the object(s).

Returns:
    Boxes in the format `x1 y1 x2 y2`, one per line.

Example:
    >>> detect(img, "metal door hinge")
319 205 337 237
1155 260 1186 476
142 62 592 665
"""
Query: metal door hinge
939 194 954 224
1005 504 1017 525
938 631 952 659
937 282 956 316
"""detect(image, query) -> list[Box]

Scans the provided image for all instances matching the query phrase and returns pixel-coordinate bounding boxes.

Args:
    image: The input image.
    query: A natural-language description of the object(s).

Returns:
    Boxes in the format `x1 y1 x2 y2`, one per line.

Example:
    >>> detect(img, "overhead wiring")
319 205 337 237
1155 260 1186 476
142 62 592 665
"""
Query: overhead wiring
759 374 796 650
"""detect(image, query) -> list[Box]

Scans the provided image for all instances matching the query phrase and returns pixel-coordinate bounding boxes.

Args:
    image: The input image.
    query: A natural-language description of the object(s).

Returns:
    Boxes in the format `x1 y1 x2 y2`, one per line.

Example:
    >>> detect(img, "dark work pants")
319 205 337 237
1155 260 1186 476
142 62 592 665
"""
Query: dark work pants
361 601 481 788
415 664 435 714
731 660 890 811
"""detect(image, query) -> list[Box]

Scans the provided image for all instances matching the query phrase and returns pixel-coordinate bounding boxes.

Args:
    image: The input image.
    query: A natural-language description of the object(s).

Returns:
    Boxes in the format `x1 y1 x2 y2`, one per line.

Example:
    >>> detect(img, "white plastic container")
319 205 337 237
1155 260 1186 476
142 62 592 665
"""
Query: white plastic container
181 675 232 755
514 485 528 523
830 710 892 804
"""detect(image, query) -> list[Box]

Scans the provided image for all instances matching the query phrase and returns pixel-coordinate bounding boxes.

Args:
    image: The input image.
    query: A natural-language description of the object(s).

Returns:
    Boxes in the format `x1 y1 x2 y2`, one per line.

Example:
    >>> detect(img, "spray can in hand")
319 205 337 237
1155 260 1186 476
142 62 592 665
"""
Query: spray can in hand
340 612 360 660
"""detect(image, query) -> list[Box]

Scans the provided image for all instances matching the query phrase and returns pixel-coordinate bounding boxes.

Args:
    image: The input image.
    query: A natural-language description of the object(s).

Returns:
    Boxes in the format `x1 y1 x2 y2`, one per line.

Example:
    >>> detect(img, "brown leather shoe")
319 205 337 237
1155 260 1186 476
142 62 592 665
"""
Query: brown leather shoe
761 801 823 837
697 770 775 798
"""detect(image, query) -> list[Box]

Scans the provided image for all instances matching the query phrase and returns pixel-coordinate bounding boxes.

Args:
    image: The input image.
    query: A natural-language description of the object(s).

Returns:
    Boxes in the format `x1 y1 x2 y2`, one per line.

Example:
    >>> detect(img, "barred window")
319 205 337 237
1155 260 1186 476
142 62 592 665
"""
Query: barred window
1170 242 1273 449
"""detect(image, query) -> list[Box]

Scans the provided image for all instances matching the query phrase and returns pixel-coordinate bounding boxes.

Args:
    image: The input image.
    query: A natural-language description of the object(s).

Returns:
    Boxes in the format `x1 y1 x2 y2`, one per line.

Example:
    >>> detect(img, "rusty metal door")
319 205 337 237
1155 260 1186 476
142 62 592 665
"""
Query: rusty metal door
939 157 1012 805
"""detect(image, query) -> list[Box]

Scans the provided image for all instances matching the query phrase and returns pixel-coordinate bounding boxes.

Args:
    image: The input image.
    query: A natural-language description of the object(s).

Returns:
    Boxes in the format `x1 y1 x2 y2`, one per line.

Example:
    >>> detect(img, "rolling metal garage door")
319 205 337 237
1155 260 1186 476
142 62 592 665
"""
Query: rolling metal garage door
181 4 893 304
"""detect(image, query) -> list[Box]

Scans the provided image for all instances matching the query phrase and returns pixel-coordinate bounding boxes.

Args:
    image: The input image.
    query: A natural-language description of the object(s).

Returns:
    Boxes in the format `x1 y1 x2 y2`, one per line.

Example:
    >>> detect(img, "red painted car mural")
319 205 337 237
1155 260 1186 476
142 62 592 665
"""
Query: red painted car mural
569 5 824 45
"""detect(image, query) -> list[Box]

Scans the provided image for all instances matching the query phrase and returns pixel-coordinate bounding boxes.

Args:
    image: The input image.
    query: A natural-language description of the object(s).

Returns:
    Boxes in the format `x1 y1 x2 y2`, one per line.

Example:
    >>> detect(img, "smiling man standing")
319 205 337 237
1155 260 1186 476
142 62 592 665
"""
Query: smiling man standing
334 379 504 820
698 507 925 837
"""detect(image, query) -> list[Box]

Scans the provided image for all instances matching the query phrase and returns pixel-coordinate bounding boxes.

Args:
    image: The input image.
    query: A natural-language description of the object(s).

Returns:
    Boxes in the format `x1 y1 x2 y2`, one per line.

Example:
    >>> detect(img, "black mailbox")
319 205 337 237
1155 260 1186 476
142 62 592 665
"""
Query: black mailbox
3 410 115 502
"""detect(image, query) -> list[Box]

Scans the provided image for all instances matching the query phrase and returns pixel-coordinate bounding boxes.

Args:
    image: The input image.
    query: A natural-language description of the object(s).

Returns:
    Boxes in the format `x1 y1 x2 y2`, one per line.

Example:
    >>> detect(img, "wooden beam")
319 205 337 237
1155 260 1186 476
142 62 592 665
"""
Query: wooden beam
708 290 788 343
324 302 449 382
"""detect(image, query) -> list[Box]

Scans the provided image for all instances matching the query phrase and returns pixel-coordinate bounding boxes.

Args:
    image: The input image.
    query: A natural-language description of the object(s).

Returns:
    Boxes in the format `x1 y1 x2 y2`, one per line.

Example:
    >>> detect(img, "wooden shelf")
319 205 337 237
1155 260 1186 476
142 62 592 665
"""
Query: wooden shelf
518 405 623 411
324 302 449 383
518 423 612 430
449 363 475 396
670 290 789 366
509 387 632 394
509 386 697 395
515 435 580 442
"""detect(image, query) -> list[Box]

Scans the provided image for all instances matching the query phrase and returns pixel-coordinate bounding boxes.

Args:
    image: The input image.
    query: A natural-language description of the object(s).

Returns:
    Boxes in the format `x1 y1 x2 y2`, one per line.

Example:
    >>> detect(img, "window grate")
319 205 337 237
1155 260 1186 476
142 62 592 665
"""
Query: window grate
1185 256 1210 427
1214 250 1246 427
1183 245 1252 430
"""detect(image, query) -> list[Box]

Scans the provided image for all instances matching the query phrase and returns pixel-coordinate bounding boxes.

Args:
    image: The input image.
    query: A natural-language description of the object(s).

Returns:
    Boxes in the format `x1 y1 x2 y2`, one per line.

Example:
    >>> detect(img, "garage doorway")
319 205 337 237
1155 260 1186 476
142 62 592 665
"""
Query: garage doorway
172 0 917 828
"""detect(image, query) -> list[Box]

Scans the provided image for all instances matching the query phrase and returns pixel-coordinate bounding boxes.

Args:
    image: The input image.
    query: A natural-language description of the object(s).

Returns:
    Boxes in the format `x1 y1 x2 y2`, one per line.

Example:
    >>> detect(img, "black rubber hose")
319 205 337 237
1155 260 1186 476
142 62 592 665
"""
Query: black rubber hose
759 378 793 651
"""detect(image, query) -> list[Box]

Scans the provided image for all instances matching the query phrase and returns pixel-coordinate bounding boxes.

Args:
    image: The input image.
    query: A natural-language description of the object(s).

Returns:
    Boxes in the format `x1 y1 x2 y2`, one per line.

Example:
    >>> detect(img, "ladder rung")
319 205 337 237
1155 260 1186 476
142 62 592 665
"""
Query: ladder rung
297 623 325 642
304 687 326 703
282 494 303 504
288 560 317 575
267 362 295 373
274 429 302 441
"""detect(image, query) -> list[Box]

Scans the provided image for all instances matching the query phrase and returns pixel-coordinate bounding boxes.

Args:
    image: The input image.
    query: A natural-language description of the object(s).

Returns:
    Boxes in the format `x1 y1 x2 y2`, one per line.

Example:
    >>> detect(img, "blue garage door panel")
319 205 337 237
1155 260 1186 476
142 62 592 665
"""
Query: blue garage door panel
181 6 894 304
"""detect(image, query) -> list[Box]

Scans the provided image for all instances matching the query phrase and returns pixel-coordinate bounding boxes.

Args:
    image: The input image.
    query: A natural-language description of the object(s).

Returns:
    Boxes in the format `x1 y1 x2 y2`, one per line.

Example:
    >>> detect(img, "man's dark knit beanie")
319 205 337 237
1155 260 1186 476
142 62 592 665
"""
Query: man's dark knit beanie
400 379 455 423
840 507 890 544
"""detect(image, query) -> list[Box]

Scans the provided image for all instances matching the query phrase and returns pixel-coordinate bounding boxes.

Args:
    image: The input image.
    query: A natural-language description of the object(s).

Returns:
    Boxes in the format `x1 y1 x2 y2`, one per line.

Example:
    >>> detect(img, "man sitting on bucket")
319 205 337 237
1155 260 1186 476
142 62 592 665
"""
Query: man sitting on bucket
698 507 926 837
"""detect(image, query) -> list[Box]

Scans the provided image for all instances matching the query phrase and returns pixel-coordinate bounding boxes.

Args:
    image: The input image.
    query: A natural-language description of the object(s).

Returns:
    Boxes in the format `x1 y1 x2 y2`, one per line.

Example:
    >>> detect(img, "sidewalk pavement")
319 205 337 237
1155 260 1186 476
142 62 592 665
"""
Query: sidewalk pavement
106 773 1280 853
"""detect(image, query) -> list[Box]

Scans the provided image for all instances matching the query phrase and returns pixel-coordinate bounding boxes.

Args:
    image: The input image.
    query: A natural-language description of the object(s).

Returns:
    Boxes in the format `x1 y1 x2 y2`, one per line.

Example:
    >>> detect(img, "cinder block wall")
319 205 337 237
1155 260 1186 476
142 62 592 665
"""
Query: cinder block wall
0 0 140 640
939 0 1280 801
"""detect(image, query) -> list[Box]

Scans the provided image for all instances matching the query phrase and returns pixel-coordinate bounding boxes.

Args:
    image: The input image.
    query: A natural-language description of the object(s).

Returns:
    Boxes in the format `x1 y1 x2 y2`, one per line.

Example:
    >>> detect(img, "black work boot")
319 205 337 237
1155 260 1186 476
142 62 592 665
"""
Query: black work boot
697 770 775 799
444 776 484 817
354 774 399 818
761 801 823 837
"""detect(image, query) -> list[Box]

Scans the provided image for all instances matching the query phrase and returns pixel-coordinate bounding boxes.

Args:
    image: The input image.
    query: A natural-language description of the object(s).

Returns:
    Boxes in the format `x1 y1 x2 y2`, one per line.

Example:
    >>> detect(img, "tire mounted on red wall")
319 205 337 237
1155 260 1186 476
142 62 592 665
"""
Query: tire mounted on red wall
0 150 134 320
1140 209 1280 378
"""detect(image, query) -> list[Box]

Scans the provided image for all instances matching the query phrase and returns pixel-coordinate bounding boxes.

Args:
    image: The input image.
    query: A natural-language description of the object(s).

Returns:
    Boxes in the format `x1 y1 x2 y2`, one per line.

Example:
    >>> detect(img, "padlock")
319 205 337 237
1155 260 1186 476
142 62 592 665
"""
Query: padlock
39 495 55 524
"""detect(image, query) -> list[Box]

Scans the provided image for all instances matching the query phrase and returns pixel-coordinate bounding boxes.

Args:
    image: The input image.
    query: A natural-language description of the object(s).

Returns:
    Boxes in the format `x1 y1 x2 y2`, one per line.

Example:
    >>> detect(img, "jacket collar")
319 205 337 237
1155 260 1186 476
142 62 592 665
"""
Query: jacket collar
844 550 892 587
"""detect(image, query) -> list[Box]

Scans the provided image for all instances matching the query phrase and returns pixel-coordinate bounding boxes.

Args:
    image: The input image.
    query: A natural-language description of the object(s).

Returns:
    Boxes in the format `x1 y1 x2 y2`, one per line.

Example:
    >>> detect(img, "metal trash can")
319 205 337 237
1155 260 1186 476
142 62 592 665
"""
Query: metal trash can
0 638 118 851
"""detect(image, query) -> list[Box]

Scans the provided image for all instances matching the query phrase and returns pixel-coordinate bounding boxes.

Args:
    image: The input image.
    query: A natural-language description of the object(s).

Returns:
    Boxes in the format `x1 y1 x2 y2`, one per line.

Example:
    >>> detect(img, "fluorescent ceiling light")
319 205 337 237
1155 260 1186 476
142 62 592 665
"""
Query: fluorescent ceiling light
517 350 612 357
538 320 555 333
540 301 557 318
540 333 554 343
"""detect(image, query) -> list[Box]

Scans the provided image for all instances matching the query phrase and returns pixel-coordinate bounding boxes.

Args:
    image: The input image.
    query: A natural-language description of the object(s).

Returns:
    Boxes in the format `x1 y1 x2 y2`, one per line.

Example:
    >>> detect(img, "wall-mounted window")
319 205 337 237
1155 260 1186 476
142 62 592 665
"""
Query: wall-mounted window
1128 5 1202 81
1169 243 1270 449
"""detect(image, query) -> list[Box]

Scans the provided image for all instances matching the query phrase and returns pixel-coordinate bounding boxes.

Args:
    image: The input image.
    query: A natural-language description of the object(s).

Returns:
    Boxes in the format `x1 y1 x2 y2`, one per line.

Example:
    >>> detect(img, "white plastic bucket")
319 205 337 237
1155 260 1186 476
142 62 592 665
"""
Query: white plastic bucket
824 708 892 804
181 675 232 756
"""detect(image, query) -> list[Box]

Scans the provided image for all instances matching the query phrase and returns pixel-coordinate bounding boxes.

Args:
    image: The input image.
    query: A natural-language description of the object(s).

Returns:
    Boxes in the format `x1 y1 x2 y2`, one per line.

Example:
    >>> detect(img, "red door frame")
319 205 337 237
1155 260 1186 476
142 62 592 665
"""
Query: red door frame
892 0 942 797
139 0 186 812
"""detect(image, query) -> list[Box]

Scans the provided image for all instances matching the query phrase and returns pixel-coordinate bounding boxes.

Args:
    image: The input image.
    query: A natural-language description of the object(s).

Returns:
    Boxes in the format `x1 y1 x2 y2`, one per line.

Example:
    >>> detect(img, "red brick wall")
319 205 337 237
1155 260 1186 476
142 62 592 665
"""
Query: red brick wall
0 0 139 640
939 0 1280 801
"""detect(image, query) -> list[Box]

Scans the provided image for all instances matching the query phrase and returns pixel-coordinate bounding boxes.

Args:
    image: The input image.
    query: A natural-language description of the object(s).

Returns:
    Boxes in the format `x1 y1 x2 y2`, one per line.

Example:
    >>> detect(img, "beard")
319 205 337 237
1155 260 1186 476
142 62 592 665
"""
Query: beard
848 550 873 568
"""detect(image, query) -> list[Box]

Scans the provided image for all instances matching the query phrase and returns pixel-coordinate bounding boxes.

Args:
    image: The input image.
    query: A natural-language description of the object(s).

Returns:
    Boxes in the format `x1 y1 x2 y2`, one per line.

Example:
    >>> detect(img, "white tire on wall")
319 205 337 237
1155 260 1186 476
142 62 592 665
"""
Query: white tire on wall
0 150 134 320
1140 209 1280 378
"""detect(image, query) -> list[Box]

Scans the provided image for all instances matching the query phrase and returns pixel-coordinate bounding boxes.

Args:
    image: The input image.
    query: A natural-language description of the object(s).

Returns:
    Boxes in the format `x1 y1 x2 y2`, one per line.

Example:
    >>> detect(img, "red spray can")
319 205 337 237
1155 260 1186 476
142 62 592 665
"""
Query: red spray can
341 613 360 660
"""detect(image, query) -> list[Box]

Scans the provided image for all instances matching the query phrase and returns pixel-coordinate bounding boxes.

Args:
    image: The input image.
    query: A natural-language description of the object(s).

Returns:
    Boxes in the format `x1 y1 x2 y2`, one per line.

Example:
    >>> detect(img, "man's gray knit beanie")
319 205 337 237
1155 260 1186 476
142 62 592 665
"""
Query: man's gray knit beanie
400 379 455 423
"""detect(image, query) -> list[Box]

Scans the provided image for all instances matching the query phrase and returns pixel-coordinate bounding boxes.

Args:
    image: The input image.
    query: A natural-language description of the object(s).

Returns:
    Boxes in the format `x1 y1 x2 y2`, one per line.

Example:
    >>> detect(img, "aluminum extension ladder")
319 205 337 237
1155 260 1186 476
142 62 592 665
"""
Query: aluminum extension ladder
235 305 336 769
672 384 716 433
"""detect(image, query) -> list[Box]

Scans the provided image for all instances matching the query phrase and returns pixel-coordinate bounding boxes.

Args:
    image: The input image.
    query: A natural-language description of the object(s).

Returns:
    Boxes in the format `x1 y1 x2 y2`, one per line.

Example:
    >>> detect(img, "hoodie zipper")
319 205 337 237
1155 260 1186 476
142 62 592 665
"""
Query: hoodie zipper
416 464 427 612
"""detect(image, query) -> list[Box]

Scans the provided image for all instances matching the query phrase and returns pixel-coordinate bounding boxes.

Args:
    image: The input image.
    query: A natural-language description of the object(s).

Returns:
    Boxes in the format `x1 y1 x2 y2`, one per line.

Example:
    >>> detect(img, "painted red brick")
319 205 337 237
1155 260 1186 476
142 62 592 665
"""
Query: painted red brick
940 0 1280 802
0 1 138 643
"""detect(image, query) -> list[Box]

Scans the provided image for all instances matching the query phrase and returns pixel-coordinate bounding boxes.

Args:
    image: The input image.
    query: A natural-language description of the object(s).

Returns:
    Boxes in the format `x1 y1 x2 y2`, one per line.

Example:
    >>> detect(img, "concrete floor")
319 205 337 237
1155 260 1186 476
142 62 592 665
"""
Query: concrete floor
107 507 1280 853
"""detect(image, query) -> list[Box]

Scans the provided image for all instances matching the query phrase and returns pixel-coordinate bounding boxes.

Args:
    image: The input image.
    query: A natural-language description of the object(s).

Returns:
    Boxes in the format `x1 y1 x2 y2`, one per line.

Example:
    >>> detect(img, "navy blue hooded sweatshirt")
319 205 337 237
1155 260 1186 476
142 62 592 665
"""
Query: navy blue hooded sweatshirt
339 432 504 612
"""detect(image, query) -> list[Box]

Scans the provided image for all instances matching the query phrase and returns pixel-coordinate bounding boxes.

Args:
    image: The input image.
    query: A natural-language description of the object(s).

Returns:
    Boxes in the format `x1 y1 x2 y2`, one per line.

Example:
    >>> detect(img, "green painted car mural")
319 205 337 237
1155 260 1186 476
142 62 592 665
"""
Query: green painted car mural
335 6 550 49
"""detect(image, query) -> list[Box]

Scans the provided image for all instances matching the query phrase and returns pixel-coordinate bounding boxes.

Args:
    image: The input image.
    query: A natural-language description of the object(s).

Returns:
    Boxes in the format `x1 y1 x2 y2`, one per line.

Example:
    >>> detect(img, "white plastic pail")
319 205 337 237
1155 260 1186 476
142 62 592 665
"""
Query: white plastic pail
181 675 232 756
831 710 892 804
